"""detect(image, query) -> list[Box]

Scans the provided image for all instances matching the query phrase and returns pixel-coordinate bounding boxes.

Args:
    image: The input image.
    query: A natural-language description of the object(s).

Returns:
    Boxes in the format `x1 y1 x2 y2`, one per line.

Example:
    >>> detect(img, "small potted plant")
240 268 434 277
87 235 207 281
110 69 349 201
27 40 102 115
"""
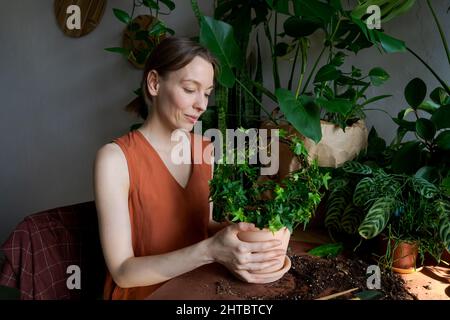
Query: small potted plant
209 129 331 279
325 160 450 273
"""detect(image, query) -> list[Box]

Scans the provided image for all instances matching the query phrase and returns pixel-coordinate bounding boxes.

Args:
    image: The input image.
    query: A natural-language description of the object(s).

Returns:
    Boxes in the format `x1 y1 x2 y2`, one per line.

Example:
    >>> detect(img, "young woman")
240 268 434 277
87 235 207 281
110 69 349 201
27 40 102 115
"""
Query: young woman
93 37 285 300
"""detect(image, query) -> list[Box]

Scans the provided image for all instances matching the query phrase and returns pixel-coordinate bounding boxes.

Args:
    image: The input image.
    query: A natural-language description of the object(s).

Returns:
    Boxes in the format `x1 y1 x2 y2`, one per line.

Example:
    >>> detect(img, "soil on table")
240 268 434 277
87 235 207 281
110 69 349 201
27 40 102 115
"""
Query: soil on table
215 254 416 300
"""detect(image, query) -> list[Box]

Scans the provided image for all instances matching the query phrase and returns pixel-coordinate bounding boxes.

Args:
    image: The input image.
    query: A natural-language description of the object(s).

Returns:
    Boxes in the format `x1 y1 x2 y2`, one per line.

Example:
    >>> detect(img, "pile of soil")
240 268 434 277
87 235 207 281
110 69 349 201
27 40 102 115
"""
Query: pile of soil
215 254 416 300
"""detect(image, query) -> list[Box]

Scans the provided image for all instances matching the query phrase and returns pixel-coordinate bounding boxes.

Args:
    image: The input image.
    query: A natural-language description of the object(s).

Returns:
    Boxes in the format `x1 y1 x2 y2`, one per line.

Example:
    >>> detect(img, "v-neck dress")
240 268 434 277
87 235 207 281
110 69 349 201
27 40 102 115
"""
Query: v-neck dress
103 129 213 300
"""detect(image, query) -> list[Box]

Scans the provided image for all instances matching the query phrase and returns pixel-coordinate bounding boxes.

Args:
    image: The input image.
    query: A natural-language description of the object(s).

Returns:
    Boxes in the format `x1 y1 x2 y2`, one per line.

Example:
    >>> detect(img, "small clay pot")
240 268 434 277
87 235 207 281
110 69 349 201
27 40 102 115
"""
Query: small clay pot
391 241 421 274
237 227 291 274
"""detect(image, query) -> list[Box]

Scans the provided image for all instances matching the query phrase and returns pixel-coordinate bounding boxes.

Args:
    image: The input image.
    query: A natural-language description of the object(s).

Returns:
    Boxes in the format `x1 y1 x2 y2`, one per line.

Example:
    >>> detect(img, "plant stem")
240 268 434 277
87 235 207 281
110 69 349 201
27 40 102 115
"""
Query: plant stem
273 12 280 89
235 78 278 124
288 41 300 91
264 18 280 90
426 0 450 66
295 39 307 98
191 0 202 24
300 45 326 95
131 0 136 20
300 17 342 96
407 47 450 95
156 0 159 20
364 108 392 119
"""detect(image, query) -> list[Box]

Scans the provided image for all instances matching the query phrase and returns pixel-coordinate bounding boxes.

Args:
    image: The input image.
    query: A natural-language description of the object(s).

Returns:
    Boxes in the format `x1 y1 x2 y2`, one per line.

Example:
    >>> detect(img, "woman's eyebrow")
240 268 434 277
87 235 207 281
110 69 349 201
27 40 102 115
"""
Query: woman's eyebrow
181 79 214 89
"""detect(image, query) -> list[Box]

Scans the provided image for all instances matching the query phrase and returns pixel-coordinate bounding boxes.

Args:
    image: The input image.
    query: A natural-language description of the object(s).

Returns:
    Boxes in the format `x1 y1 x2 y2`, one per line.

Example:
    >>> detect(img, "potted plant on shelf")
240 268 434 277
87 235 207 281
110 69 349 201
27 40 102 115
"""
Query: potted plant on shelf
208 129 331 280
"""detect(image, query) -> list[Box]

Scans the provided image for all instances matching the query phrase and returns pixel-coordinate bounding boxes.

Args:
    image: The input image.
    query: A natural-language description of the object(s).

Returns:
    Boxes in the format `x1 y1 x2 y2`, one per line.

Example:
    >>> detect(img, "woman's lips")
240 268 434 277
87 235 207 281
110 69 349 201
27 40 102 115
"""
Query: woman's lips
185 114 198 123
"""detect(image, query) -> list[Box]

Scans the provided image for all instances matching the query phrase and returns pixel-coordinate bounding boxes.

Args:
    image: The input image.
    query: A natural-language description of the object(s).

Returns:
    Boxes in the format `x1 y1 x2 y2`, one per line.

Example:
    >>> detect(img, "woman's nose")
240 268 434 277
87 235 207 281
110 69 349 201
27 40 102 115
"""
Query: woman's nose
194 93 208 111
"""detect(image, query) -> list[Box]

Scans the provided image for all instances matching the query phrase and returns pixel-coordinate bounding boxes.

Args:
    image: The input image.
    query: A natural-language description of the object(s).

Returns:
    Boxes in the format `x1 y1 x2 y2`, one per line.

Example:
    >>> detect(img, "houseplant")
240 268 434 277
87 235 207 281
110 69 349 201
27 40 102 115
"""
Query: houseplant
209 129 331 275
105 0 176 130
192 1 411 176
106 0 175 69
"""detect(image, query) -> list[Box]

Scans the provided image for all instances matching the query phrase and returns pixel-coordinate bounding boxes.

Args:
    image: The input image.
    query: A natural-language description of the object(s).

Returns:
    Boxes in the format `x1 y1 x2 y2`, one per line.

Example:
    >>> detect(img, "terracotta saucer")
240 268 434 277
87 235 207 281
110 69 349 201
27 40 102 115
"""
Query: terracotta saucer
250 256 292 284
392 266 424 274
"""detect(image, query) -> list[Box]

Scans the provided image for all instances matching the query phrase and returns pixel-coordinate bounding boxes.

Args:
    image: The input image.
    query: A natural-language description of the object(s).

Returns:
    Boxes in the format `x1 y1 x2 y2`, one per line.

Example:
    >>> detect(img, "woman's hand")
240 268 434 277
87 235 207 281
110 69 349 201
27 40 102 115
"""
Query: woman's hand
206 222 286 283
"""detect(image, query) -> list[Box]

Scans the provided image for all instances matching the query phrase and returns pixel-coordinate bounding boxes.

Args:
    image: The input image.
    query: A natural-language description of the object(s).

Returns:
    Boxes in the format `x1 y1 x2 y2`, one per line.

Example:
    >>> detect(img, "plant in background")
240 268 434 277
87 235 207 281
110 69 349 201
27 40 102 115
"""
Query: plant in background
256 0 405 143
106 0 175 68
191 0 407 147
209 129 330 233
325 161 450 267
390 77 450 192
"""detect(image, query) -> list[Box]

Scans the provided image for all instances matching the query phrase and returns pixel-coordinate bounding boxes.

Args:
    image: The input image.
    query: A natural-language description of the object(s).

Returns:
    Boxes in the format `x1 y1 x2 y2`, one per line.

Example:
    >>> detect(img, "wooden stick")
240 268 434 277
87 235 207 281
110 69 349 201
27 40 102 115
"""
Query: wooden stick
315 287 359 300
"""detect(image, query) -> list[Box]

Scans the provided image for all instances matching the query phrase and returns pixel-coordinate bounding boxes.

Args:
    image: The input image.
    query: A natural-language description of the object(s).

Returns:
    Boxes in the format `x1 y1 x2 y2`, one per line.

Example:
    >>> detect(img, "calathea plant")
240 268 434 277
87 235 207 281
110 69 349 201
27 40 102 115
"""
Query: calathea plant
325 160 450 264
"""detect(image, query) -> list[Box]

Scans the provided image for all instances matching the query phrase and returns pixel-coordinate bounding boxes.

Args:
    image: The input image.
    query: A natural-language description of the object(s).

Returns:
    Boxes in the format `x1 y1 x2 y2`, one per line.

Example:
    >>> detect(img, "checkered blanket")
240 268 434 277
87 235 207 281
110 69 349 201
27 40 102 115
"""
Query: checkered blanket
0 201 104 300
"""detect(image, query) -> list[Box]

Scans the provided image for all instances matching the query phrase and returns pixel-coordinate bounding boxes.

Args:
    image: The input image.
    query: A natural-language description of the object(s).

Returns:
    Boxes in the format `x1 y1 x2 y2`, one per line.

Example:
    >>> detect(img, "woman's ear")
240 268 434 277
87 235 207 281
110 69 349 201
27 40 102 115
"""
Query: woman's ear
147 70 160 97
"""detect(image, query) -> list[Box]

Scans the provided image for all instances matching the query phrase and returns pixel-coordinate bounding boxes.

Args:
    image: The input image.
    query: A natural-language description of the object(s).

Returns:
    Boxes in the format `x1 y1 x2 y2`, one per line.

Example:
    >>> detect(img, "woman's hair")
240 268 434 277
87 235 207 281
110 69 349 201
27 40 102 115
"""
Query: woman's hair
126 36 219 120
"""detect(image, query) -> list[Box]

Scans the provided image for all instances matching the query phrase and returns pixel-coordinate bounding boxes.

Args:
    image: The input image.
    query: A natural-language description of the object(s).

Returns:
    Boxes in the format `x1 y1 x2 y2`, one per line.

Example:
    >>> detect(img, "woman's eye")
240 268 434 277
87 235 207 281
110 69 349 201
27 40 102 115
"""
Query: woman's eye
183 88 195 93
204 93 210 98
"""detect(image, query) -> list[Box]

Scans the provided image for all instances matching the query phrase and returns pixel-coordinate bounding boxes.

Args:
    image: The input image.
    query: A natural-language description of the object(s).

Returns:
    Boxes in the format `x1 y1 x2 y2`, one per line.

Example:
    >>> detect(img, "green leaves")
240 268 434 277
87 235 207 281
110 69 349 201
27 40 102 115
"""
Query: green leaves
359 197 396 239
104 47 130 57
353 177 374 207
415 118 436 141
430 87 450 105
308 243 344 258
325 187 350 231
342 162 373 175
436 201 450 249
276 89 322 143
143 0 160 10
405 78 427 109
411 177 439 199
159 0 176 11
374 30 406 53
431 105 450 130
314 64 341 83
113 8 131 24
283 16 321 38
316 98 353 116
391 141 423 174
293 0 336 24
435 131 450 150
369 67 390 86
199 16 242 88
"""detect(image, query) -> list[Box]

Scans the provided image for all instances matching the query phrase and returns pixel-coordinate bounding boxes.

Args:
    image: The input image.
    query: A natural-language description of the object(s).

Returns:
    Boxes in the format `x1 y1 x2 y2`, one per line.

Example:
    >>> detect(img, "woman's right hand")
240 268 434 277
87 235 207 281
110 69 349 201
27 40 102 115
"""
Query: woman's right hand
206 222 286 283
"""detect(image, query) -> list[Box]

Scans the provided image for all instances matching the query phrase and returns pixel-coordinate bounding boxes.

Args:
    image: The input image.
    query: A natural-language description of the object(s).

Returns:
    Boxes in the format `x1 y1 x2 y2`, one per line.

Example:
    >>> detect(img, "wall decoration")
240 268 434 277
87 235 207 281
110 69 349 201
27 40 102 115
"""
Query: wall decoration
54 0 107 38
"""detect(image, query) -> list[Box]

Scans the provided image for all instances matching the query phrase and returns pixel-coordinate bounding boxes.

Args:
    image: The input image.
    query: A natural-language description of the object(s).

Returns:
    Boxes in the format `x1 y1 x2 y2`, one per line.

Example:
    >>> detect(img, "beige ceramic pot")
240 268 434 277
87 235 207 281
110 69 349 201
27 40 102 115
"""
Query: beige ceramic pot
261 119 368 180
237 227 291 274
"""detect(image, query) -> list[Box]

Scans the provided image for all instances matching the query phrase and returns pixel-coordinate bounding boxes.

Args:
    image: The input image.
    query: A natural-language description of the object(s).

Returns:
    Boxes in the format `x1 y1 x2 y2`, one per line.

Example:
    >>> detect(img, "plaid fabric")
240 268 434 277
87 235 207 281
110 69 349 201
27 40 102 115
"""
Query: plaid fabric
0 201 105 300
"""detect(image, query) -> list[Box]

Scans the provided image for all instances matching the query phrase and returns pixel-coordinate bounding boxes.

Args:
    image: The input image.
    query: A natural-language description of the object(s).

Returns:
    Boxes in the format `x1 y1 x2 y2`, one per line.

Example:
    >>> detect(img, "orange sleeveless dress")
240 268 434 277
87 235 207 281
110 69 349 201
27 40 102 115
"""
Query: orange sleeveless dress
103 129 213 300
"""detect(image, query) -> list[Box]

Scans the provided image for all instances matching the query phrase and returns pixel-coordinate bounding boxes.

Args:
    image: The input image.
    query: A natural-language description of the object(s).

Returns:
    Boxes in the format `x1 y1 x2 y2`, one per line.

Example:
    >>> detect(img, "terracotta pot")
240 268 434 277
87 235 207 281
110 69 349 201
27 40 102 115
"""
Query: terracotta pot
260 119 368 180
237 227 291 274
391 241 421 274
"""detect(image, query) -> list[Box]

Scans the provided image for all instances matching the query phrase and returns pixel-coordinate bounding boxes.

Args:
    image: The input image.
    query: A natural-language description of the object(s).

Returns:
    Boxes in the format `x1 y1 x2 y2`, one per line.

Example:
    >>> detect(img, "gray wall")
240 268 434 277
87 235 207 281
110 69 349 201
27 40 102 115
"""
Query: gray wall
0 1 449 244
0 0 214 243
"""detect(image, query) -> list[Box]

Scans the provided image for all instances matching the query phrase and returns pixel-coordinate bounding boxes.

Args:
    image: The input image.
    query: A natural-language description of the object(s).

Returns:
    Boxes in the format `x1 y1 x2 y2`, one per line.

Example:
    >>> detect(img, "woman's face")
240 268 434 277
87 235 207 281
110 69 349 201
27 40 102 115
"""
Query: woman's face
148 56 214 131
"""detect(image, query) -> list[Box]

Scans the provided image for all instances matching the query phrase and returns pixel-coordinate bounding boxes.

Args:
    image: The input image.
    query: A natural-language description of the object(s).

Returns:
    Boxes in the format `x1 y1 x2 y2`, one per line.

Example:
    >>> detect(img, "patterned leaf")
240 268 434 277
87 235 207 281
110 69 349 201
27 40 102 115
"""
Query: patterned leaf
358 197 396 239
436 200 450 248
342 161 372 175
411 177 439 198
325 187 350 231
353 177 374 207
341 204 362 234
